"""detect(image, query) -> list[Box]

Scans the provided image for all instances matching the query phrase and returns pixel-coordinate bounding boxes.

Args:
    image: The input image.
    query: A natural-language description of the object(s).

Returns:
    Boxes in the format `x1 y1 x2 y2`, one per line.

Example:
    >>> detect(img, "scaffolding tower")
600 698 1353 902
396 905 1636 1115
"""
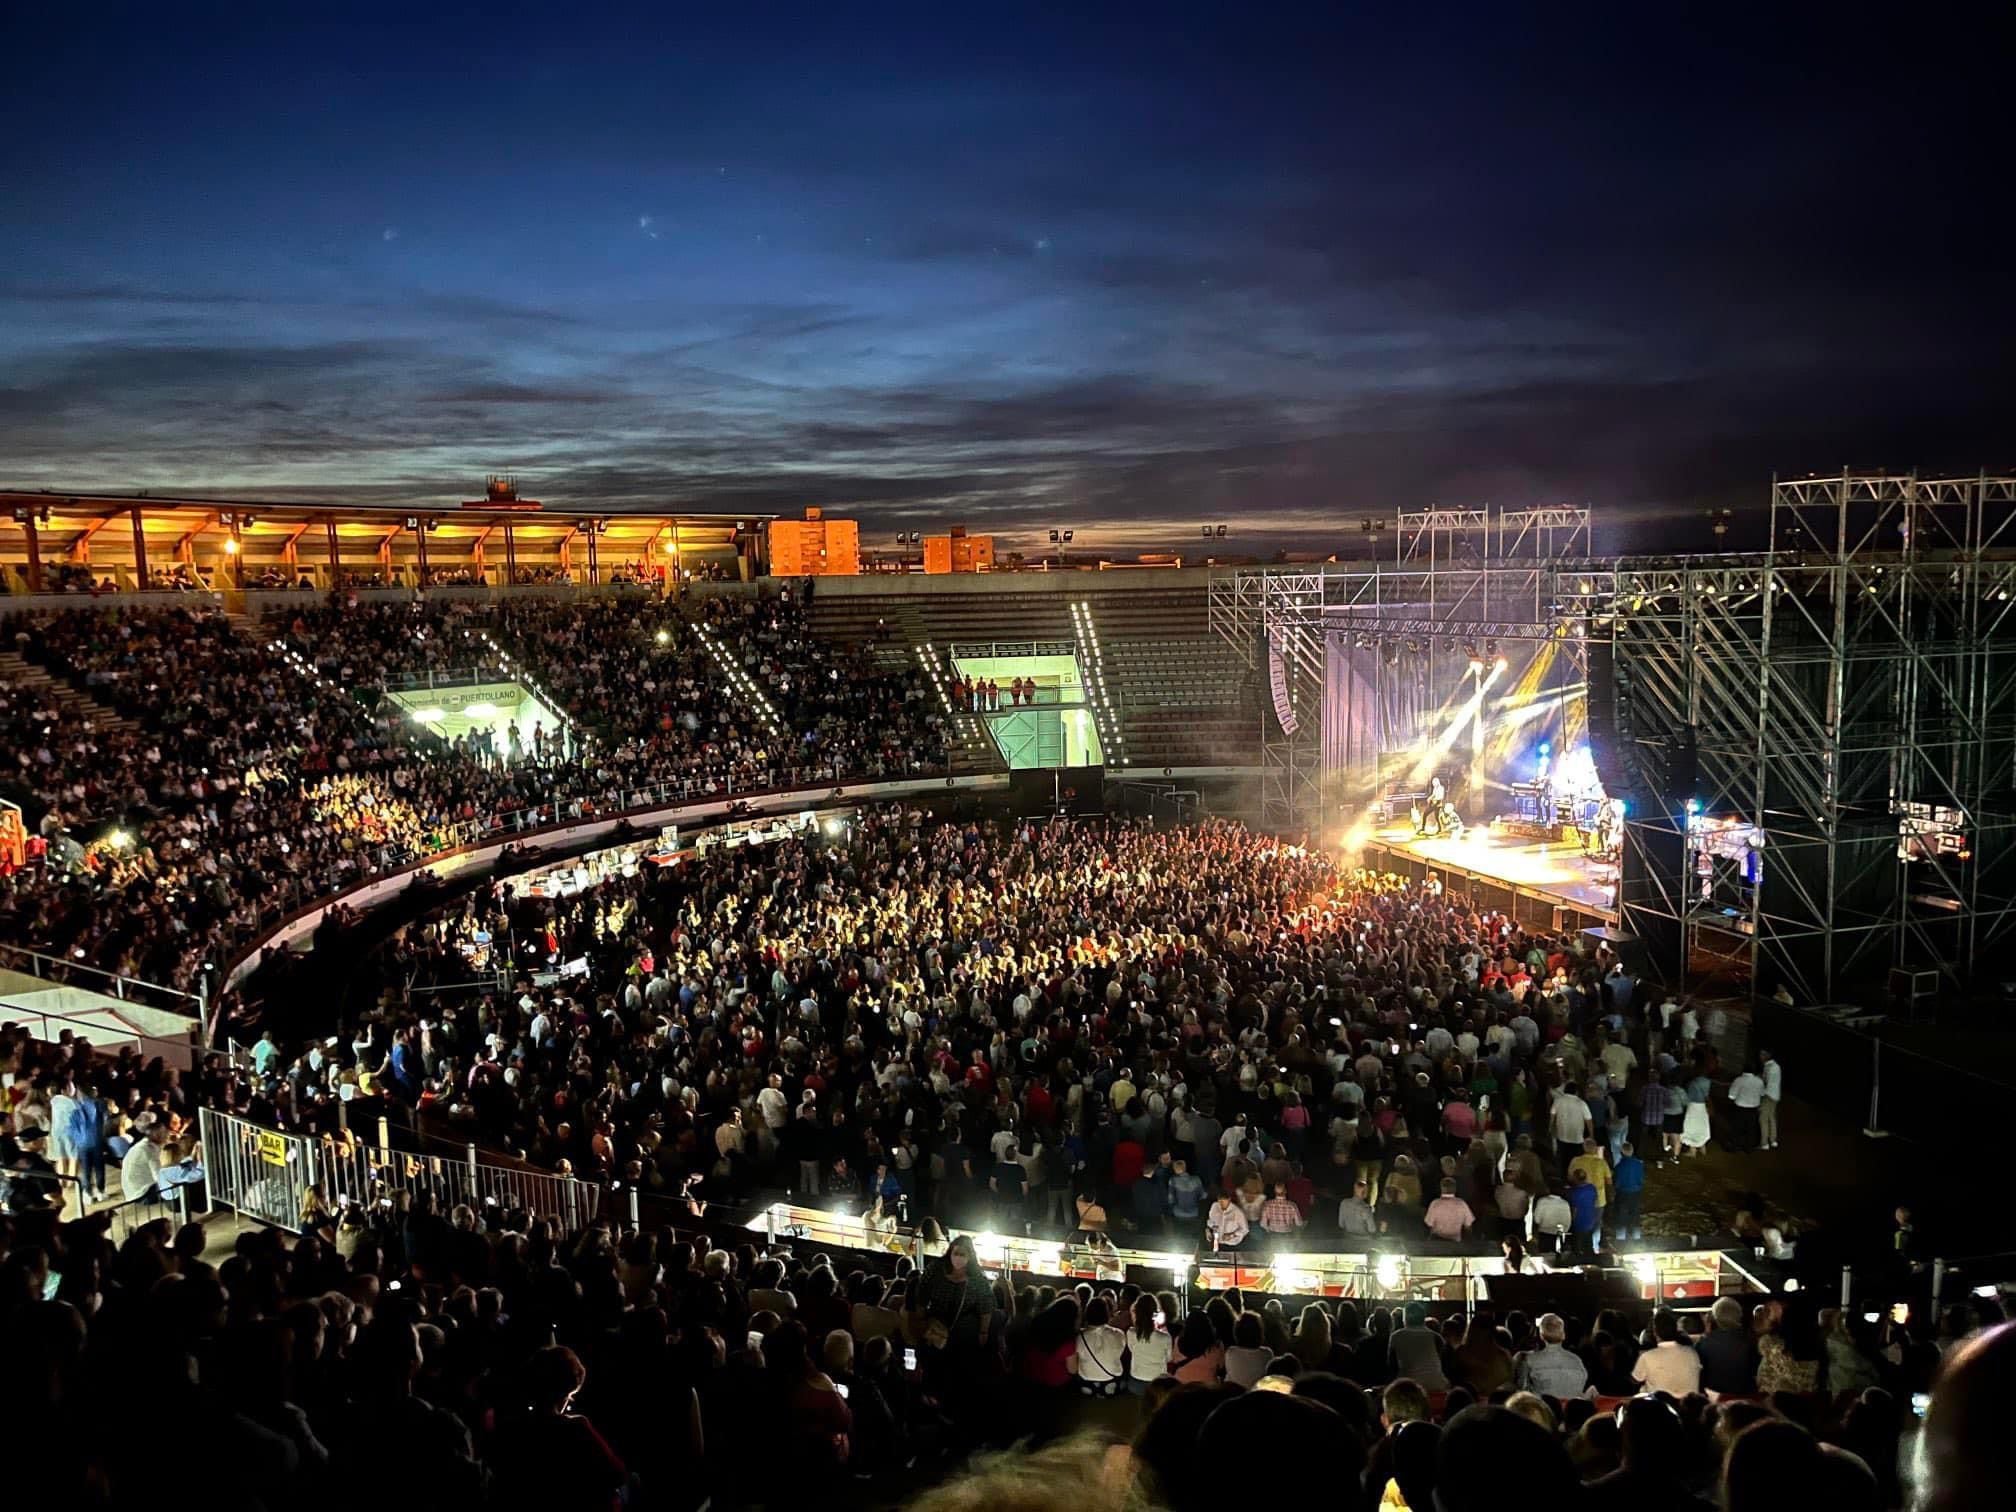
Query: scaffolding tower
1610 472 2016 1003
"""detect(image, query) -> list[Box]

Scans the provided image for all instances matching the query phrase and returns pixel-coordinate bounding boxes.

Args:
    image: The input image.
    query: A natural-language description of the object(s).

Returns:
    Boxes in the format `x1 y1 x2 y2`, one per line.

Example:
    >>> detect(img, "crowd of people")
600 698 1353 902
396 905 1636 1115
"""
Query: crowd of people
0 587 948 1001
3 1003 2008 1510
261 810 1798 1271
956 674 1047 711
4 762 2010 1508
11 581 2014 1507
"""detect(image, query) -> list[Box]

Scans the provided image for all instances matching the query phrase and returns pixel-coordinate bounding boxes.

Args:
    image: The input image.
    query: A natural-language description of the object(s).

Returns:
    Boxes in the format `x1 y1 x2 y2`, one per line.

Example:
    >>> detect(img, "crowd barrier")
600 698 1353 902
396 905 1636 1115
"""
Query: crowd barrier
189 1115 1774 1309
749 1203 1770 1310
199 1108 602 1233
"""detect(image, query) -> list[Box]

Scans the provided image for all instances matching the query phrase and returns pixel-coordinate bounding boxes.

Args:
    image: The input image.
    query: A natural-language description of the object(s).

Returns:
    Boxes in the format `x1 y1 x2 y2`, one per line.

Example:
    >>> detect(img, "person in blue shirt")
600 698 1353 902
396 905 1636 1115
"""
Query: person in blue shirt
1167 1156 1205 1224
1610 1142 1646 1242
65 1081 109 1202
1566 1168 1601 1255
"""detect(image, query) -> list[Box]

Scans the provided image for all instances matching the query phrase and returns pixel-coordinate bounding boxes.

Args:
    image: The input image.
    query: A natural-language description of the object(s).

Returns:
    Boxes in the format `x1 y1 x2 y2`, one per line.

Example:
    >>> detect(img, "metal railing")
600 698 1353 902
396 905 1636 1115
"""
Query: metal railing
201 1108 317 1231
948 640 1080 659
376 664 514 691
318 1134 602 1228
0 942 205 1015
0 1166 192 1237
746 1202 1762 1312
199 1107 600 1233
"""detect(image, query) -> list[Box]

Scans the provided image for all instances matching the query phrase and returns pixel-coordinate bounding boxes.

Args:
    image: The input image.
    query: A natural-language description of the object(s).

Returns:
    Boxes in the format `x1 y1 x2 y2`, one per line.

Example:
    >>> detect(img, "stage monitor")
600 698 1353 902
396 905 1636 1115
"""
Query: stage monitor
1483 1268 1647 1315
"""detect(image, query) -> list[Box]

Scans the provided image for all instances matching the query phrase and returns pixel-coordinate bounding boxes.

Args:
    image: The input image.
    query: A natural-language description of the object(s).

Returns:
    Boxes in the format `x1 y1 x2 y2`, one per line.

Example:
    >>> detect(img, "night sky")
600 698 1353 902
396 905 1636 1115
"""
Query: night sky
4 7 2008 555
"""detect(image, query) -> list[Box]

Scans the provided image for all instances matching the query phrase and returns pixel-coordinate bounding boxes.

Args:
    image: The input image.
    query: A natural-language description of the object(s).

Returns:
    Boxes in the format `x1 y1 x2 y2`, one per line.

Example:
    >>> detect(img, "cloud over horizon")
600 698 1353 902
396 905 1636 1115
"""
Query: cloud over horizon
2 9 2007 555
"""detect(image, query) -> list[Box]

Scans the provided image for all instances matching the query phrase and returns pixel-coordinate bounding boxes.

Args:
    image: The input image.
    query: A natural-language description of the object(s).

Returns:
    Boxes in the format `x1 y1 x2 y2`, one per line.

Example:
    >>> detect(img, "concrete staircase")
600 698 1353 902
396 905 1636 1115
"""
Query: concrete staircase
0 650 140 734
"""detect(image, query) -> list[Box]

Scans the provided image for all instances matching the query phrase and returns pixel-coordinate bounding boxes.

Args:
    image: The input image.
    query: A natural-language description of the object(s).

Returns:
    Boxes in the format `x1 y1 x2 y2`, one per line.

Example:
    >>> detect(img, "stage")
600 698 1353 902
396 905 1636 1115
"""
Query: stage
1362 820 1620 930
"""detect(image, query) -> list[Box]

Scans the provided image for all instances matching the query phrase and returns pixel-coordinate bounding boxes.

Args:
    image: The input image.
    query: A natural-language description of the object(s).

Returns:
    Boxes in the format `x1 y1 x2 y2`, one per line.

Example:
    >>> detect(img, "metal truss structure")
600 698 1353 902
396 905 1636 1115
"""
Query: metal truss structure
1211 506 1604 833
1206 569 1327 829
1210 477 2016 1002
1613 472 2016 1003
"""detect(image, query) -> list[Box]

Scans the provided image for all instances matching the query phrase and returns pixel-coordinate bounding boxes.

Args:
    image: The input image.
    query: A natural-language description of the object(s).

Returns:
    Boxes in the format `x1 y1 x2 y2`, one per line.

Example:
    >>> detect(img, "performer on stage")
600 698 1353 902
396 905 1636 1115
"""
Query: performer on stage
1414 776 1446 837
1596 798 1625 859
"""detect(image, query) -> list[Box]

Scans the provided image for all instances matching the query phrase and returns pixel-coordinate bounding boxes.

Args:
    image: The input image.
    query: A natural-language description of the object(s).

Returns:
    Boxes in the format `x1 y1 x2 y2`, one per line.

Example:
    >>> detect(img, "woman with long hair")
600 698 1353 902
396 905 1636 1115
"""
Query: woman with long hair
1124 1293 1173 1393
1450 1310 1514 1396
912 1233 997 1397
1260 1298 1293 1358
1022 1294 1082 1390
760 1322 853 1493
1756 1303 1824 1395
1292 1304 1334 1372
1072 1295 1129 1397
1169 1309 1225 1384
1203 1292 1239 1349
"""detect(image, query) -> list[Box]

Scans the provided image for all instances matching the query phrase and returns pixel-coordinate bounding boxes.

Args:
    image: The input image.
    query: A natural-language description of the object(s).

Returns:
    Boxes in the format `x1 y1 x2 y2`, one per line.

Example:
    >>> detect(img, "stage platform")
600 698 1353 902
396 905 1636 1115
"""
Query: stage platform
1362 822 1620 930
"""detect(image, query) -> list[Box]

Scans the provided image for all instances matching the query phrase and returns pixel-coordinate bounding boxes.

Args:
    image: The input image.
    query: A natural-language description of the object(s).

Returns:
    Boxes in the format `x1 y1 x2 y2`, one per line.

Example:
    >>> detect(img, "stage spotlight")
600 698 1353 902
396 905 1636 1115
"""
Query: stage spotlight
1494 656 1509 673
1467 657 1486 675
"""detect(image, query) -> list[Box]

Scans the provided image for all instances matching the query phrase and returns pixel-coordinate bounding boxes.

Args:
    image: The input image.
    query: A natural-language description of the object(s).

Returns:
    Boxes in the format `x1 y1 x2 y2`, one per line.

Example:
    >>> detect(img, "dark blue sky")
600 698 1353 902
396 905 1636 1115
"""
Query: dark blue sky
3 6 2008 553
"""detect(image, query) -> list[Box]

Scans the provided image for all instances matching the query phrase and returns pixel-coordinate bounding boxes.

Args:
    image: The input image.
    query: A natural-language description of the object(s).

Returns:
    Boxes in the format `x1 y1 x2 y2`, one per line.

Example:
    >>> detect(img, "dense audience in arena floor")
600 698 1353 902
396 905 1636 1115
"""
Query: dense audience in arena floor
0 588 947 996
289 811 1797 1259
3 803 2009 1509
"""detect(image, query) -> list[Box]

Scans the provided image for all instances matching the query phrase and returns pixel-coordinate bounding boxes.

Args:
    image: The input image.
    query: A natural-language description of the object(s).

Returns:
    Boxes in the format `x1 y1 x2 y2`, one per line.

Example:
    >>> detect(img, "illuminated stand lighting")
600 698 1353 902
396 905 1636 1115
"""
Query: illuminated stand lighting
1272 1255 1319 1294
1069 601 1126 767
1375 1253 1405 1294
692 622 787 742
914 642 982 744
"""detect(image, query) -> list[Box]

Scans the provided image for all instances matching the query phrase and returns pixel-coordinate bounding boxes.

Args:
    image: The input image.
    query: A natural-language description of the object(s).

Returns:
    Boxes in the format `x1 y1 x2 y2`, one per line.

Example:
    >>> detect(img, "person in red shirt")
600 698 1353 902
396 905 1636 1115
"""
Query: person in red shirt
1285 1168 1317 1218
1112 1134 1147 1190
1024 1078 1055 1128
1442 1089 1480 1143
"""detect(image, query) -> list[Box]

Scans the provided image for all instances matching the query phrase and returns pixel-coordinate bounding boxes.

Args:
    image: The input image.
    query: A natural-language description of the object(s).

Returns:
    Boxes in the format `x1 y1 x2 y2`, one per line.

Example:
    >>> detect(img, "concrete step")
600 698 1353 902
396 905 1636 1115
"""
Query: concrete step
0 652 144 733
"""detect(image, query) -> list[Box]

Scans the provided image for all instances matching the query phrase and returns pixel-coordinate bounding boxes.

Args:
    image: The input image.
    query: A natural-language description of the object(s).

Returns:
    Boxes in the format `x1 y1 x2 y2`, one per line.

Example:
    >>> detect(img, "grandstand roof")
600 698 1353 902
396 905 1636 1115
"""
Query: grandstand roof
0 487 774 589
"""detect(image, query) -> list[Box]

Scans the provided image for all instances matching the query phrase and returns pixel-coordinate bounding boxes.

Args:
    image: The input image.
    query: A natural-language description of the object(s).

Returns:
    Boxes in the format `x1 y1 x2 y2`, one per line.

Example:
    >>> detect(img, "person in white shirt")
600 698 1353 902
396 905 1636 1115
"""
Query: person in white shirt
1220 1115 1250 1159
1758 1050 1783 1150
120 1126 166 1203
755 1074 790 1134
1532 1191 1572 1251
1206 1193 1249 1251
1549 1087 1592 1172
1632 1310 1704 1394
1599 1037 1638 1086
1727 1065 1766 1152
1071 1297 1131 1395
1123 1296 1173 1393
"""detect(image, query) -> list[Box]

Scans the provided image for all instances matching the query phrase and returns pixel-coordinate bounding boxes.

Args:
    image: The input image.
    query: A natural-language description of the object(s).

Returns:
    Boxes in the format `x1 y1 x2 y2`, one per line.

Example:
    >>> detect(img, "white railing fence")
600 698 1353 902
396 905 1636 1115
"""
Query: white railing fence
199 1108 600 1233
